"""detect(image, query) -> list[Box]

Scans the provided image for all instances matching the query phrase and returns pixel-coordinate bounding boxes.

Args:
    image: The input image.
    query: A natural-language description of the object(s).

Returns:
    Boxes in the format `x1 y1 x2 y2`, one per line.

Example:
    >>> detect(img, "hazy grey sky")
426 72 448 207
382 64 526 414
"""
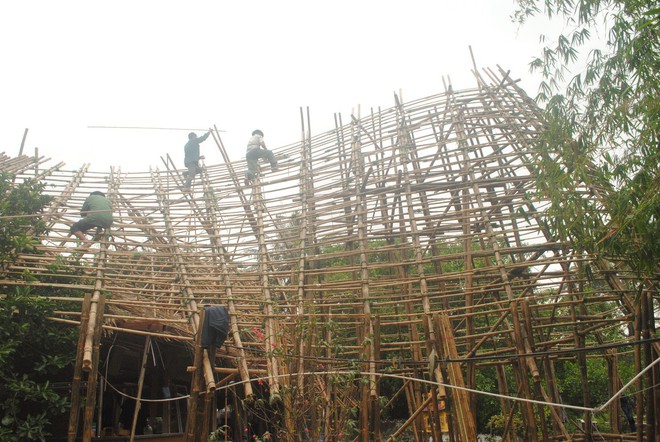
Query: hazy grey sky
1 1 552 172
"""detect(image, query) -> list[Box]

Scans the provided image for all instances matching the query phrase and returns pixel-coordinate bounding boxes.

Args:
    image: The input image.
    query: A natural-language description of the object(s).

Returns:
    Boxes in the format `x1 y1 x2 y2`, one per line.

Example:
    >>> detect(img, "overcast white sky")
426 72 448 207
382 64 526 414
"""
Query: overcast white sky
1 1 554 173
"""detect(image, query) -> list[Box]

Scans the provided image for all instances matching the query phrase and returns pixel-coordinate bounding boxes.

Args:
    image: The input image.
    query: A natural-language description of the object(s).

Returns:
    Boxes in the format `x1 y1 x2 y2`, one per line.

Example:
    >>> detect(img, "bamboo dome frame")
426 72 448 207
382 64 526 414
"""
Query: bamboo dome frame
1 66 657 441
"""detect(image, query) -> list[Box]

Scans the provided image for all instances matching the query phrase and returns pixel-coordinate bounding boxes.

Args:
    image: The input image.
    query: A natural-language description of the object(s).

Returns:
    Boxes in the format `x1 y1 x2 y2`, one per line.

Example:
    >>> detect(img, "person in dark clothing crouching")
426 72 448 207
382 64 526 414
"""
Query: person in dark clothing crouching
201 305 230 371
69 191 113 249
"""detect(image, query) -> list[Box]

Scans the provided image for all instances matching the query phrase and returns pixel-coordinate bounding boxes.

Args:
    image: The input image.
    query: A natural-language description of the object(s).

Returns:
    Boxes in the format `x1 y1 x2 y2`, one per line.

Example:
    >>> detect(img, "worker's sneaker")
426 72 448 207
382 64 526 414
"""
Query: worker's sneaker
244 179 252 186
271 165 279 172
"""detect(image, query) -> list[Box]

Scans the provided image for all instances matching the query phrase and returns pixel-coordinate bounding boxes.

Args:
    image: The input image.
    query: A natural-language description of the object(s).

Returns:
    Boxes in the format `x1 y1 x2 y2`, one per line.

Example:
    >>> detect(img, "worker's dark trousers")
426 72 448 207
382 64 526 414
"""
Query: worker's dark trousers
246 149 277 180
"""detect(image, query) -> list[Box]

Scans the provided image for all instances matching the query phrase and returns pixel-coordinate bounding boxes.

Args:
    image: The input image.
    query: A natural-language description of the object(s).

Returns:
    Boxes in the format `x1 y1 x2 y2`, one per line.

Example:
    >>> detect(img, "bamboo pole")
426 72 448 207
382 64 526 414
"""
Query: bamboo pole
253 177 281 398
80 214 113 442
129 336 151 442
184 308 206 442
434 313 477 441
67 293 91 442
82 294 106 442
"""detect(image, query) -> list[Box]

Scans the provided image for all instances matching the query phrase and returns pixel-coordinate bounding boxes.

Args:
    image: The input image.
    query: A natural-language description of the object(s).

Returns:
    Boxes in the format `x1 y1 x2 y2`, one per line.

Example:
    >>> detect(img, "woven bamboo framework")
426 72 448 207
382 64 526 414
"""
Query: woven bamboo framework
1 66 655 441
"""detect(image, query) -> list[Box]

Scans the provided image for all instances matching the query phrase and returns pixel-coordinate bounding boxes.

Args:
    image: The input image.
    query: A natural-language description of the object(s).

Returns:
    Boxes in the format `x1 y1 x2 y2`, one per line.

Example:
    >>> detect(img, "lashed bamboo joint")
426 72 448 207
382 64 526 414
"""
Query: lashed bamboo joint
1 66 654 441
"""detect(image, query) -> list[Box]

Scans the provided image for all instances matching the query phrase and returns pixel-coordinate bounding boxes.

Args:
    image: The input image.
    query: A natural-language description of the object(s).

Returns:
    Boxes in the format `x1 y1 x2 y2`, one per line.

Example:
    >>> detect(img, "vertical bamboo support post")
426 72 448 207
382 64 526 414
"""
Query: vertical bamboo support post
433 313 477 441
184 308 206 442
372 315 382 441
651 290 659 438
537 357 570 439
607 349 621 434
82 294 106 442
253 179 281 399
67 293 92 442
323 308 334 435
395 176 423 442
460 160 477 418
200 384 214 440
287 106 314 439
129 336 151 442
79 222 112 442
566 269 592 441
643 290 657 440
509 300 538 441
495 365 514 442
634 299 644 441
521 299 550 439
82 289 103 370
358 317 371 442
350 117 376 441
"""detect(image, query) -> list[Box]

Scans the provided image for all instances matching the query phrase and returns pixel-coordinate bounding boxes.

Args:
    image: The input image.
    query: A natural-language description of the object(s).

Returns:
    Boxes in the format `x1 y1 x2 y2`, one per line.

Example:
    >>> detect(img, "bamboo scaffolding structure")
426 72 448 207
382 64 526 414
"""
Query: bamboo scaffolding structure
2 66 656 441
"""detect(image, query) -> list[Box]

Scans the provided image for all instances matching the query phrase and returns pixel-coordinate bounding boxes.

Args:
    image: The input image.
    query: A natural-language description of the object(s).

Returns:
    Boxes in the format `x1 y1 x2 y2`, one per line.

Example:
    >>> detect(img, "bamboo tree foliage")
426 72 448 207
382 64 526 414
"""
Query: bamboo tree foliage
0 173 76 441
0 172 51 264
514 0 659 276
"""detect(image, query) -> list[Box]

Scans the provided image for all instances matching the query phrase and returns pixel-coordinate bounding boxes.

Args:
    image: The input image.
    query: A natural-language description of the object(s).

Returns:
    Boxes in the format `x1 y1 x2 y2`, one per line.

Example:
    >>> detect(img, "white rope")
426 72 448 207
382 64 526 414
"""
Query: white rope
593 354 660 413
101 375 189 403
213 370 595 412
212 363 660 415
87 125 224 132
98 355 660 413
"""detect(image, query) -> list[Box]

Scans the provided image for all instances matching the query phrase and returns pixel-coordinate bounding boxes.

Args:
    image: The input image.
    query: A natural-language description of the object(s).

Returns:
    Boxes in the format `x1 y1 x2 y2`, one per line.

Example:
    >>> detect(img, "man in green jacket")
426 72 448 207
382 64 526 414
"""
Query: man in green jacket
70 191 113 248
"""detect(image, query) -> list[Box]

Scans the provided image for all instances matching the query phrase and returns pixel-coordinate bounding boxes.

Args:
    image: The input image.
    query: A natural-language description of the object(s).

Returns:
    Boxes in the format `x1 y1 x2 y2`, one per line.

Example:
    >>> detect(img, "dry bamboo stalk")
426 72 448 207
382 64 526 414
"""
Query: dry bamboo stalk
82 294 106 442
434 312 477 441
82 248 109 369
184 307 206 442
129 335 151 442
67 293 91 442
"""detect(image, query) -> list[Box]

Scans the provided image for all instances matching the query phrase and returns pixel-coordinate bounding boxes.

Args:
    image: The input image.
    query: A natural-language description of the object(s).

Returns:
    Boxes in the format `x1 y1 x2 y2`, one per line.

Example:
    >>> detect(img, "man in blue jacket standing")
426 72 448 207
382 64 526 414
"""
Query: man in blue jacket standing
183 131 211 191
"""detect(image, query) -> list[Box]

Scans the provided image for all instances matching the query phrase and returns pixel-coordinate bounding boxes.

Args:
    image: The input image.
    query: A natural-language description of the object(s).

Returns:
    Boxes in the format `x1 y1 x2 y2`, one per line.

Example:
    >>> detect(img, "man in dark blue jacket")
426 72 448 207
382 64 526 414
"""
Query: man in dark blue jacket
201 305 229 372
183 131 210 191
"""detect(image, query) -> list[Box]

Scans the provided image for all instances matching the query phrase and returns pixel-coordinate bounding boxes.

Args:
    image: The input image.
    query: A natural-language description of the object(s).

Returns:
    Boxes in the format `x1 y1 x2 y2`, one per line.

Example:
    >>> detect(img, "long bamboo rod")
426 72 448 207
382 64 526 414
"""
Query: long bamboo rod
67 293 91 442
129 336 151 442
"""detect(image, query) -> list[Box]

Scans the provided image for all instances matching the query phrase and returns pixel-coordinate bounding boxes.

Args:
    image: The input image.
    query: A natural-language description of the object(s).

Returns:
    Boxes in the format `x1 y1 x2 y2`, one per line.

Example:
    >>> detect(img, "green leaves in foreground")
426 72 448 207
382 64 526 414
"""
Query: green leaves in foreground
0 288 76 440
